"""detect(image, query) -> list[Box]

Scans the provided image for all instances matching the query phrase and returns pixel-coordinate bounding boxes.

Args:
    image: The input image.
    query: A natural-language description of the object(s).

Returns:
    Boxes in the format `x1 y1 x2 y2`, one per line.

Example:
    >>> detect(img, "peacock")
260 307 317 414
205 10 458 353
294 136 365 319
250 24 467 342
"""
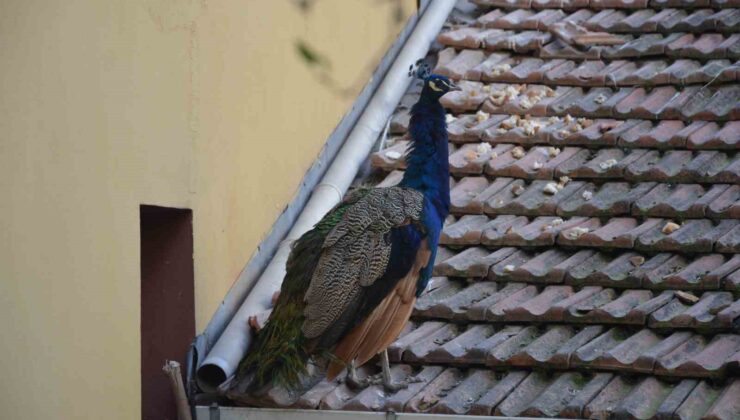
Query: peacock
229 62 459 397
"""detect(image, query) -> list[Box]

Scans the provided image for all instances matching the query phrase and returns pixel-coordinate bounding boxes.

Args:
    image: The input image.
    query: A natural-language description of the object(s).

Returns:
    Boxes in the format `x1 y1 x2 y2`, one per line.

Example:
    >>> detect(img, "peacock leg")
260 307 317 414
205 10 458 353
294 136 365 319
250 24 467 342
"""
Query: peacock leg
345 359 370 389
380 349 409 392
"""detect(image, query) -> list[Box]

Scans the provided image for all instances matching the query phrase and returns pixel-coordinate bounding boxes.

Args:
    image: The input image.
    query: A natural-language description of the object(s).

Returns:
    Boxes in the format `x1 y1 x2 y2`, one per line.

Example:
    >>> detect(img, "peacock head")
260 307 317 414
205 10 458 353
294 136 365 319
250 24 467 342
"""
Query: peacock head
409 59 461 101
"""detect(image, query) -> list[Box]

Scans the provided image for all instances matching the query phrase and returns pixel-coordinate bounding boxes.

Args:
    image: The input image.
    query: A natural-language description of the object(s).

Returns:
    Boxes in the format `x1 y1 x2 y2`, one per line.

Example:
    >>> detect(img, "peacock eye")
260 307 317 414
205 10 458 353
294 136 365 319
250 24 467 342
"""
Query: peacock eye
428 80 443 92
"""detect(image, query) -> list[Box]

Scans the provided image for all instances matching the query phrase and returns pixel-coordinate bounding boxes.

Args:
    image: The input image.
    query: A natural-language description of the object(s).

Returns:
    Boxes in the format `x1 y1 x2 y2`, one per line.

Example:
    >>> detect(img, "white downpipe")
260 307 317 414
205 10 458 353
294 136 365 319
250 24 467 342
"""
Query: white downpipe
196 0 456 392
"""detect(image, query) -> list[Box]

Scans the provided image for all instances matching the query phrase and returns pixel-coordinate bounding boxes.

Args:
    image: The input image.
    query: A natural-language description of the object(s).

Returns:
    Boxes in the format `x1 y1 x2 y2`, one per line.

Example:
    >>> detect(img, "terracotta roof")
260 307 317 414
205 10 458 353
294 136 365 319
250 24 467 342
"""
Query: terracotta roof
246 0 739 417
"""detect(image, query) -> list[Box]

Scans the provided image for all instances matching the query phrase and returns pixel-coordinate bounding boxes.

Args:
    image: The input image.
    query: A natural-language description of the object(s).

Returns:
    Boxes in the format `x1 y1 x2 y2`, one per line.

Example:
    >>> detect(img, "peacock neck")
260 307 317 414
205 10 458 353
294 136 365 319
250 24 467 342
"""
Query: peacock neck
399 98 450 220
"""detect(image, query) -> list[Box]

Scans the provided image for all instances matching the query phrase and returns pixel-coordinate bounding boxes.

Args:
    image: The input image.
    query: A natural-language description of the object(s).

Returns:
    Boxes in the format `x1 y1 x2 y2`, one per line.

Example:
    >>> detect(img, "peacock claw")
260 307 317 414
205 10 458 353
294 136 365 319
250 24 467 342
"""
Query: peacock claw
378 349 414 393
346 374 370 390
382 378 409 392
345 361 370 389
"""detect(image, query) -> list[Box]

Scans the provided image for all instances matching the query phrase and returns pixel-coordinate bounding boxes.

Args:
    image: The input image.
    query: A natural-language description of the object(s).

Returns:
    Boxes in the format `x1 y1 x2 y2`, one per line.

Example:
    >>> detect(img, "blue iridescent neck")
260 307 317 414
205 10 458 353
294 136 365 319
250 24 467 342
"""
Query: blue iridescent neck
399 97 450 219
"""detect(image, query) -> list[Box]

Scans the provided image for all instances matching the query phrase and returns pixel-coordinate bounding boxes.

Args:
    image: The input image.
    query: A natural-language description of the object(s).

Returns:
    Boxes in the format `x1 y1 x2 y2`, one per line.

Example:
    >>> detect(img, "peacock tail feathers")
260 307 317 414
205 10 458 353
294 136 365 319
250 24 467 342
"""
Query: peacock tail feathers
234 187 373 391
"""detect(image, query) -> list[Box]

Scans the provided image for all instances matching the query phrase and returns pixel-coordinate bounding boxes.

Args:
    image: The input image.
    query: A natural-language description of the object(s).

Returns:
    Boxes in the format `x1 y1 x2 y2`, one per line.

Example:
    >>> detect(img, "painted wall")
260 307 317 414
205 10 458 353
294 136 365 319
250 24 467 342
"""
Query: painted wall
0 0 415 418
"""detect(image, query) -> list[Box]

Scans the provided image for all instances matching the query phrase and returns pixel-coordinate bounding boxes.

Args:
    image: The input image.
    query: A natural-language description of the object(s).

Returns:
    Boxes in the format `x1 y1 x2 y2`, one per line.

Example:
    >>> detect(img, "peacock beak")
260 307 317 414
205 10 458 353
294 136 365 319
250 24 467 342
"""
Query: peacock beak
447 80 462 91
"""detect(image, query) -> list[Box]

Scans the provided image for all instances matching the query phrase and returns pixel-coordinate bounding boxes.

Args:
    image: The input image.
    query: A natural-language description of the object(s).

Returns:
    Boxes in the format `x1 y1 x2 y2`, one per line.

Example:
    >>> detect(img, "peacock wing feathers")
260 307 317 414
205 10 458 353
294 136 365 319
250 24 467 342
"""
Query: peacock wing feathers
231 187 373 392
232 186 425 393
301 187 424 339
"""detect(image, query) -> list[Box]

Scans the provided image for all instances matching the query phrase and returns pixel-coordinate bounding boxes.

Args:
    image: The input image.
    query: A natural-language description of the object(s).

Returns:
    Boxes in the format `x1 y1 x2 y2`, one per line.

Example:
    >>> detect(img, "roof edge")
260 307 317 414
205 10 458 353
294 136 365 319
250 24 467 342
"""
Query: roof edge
194 406 569 420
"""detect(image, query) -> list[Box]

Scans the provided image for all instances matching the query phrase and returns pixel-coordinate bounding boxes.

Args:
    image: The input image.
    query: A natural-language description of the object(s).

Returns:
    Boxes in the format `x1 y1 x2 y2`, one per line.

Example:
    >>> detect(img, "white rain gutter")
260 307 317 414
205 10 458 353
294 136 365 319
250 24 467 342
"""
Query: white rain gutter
194 406 569 420
196 0 457 392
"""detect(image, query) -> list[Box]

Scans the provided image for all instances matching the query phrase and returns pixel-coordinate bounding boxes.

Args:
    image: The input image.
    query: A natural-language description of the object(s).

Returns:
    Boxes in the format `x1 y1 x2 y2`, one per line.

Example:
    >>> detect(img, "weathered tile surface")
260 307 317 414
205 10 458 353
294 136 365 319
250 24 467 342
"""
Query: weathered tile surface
243 1 740 417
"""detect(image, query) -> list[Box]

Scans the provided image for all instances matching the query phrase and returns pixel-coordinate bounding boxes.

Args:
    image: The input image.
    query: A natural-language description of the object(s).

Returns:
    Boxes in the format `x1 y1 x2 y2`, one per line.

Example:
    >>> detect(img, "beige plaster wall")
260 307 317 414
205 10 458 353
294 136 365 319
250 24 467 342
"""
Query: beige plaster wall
0 1 414 418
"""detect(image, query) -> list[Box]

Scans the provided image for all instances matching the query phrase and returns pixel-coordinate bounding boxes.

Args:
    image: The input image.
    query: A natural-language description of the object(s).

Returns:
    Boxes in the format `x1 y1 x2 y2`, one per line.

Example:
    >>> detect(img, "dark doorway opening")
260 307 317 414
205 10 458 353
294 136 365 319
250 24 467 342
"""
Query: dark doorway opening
140 205 194 420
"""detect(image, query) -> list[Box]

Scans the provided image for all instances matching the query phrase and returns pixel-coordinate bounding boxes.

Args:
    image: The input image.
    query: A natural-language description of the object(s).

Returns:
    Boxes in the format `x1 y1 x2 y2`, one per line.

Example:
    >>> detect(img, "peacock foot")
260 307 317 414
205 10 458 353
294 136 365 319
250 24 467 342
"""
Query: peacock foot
381 377 408 392
345 361 371 390
376 349 423 392
345 374 371 389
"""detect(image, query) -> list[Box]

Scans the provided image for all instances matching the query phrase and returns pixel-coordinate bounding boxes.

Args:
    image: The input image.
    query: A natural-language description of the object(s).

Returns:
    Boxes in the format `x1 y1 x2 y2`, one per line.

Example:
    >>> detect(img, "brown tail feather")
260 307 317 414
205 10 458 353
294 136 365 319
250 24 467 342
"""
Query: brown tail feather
326 295 392 379
326 243 431 378
355 279 414 365
357 295 415 366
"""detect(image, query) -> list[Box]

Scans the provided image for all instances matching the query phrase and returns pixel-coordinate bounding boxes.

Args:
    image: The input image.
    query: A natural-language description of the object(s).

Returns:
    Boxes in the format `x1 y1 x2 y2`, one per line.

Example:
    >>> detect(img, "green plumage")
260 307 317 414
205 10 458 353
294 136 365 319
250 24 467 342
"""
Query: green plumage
234 188 371 390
